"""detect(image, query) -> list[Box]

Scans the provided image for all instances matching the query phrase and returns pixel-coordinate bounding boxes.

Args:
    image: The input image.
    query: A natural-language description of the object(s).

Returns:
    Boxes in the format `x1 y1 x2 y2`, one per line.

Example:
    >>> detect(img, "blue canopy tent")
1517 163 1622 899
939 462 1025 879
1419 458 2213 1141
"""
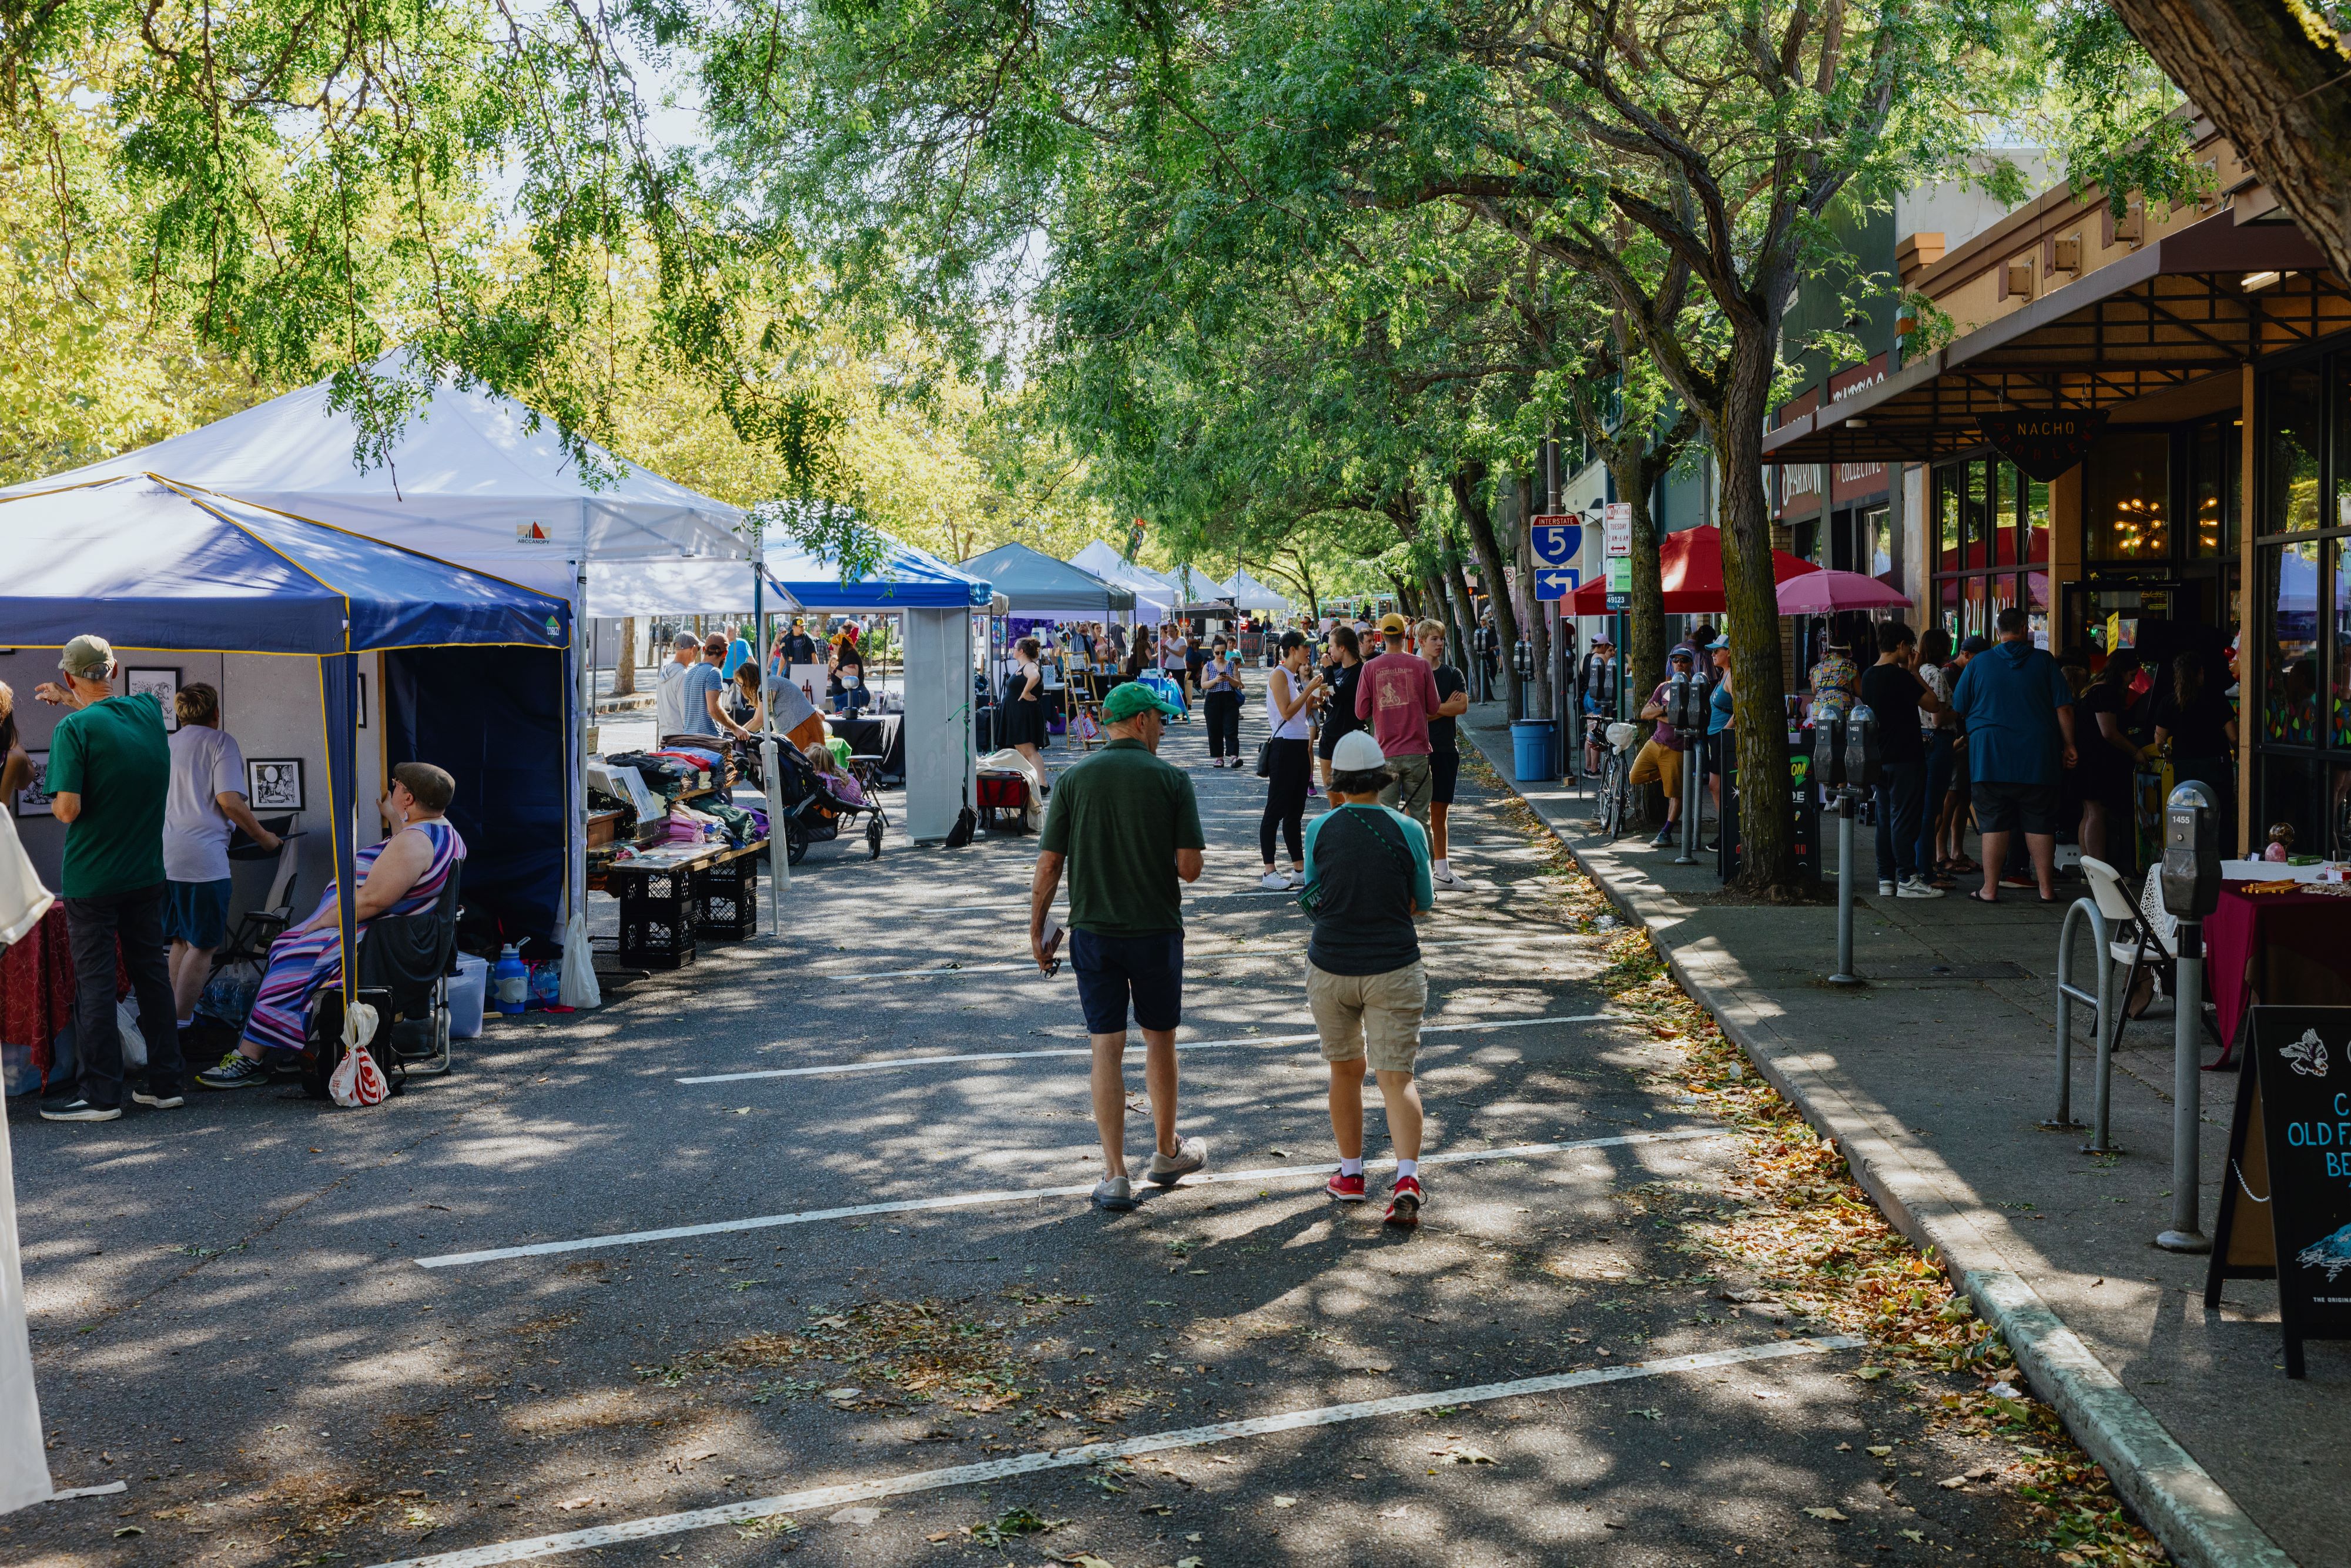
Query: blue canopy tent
0 474 570 1027
762 536 992 611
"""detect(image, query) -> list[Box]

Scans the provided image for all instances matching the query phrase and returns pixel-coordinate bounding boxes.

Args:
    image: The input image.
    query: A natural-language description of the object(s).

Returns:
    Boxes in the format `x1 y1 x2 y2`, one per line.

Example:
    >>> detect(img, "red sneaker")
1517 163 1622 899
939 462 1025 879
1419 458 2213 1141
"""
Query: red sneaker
1385 1175 1424 1227
1327 1169 1367 1203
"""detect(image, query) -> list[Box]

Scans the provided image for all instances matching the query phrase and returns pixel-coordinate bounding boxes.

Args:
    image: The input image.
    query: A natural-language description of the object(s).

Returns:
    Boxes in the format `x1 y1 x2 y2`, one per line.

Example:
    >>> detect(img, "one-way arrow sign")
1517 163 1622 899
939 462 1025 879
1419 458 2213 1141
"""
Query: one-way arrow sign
1535 568 1579 601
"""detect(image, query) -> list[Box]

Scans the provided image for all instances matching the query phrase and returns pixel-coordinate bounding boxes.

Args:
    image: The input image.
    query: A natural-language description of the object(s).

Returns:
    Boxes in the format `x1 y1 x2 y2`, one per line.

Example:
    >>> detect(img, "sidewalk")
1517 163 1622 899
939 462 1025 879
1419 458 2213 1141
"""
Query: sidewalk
1462 705 2327 1568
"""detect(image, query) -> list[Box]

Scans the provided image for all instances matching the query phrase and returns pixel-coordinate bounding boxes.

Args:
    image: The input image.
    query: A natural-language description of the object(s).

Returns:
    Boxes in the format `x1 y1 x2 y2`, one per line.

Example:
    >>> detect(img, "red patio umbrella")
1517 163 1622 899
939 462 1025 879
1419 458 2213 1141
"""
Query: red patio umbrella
1568 524 1818 615
1774 568 1913 614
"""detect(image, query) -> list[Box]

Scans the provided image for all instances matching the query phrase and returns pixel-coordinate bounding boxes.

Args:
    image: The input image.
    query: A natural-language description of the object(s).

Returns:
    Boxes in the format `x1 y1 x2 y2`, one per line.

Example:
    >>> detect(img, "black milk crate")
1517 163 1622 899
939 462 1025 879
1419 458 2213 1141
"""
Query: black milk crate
614 863 696 970
694 856 759 943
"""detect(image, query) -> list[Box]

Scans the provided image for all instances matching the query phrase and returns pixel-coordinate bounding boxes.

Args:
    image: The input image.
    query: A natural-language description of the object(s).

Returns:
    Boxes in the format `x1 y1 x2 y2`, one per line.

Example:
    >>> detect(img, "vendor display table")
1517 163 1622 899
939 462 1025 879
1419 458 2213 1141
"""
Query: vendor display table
825 713 904 785
2205 882 2351 1063
604 838 769 971
1 904 129 1088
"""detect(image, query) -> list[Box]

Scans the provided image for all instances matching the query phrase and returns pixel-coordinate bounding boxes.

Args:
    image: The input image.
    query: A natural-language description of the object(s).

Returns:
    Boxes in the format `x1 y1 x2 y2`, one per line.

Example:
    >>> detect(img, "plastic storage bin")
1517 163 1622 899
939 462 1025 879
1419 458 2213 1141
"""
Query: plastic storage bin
448 954 489 1039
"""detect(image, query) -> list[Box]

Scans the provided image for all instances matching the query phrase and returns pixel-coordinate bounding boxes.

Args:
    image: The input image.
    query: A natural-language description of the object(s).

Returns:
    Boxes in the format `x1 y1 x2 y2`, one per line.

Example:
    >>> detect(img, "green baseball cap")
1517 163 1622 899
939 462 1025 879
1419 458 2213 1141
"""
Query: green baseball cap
1102 682 1183 722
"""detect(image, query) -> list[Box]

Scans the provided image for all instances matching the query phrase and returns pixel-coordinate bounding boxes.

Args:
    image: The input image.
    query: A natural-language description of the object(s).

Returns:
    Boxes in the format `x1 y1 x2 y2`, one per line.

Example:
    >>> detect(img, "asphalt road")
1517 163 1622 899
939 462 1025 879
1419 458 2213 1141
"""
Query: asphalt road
7 684 2064 1567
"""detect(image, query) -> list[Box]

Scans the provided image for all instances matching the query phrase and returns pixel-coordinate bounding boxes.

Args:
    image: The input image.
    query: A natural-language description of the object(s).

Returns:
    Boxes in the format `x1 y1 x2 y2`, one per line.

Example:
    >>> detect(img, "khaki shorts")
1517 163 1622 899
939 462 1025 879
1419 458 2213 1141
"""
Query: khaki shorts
1307 960 1427 1073
1378 751 1434 830
1627 738 1683 798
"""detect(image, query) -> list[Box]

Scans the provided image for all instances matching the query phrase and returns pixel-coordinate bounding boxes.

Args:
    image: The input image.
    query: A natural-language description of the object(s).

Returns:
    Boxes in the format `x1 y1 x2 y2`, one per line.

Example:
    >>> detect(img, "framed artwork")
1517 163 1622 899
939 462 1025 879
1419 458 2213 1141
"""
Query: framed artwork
14 751 52 817
125 666 181 732
246 758 306 812
357 670 369 729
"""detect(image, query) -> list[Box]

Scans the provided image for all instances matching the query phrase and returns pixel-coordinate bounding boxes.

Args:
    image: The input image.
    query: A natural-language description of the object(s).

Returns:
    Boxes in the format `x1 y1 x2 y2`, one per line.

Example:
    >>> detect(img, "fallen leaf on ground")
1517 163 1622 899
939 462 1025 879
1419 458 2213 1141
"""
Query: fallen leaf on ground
557 1497 595 1510
1802 1506 1849 1522
827 1505 881 1525
1937 1476 1968 1490
1435 1446 1498 1465
1901 1529 1927 1542
1853 1366 1888 1381
1866 1445 1893 1457
1272 1495 1298 1507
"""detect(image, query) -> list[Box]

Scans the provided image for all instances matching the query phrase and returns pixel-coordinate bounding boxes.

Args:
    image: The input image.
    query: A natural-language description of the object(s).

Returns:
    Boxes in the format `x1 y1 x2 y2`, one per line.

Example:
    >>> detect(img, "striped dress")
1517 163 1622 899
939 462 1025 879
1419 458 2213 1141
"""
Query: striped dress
240 819 467 1056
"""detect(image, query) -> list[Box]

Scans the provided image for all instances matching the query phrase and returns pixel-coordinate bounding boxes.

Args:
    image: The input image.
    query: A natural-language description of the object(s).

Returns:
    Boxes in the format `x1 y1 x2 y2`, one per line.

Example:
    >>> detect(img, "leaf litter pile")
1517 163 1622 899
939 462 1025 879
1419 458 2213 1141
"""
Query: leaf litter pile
1479 756 2165 1566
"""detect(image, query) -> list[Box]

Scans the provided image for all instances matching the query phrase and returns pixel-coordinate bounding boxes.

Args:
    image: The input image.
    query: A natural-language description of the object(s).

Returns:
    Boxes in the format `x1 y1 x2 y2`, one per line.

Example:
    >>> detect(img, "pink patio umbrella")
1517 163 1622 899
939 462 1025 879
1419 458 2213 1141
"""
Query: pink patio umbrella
1775 568 1912 614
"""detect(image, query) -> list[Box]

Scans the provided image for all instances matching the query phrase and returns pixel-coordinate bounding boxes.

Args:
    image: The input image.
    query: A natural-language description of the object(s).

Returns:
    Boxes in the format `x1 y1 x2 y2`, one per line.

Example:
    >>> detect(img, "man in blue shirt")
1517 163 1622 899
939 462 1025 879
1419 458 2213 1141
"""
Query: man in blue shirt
1948 608 2077 903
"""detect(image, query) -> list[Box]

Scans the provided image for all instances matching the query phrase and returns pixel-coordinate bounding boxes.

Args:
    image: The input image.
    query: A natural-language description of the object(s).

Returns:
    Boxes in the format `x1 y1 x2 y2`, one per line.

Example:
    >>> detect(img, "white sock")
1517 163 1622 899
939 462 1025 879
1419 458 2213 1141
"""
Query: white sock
1339 1157 1364 1177
1395 1158 1419 1181
176 1016 193 1030
1432 857 1451 876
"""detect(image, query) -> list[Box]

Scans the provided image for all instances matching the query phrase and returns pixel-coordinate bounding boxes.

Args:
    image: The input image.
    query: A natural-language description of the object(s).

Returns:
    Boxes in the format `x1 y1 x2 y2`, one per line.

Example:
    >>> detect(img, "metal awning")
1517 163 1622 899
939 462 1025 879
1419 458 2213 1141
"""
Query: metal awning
1764 213 2341 464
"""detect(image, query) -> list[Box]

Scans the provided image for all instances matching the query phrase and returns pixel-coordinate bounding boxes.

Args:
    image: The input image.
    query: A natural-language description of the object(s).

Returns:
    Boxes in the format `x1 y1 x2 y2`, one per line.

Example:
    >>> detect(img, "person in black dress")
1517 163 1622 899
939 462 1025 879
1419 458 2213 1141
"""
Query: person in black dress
1003 636 1049 777
2148 650 2237 816
1315 625 1365 798
2075 648 2143 873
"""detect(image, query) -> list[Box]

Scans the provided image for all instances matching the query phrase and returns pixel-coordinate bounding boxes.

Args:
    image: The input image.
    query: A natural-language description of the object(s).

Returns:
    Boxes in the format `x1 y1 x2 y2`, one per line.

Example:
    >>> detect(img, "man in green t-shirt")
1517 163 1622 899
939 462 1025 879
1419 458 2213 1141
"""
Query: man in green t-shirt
35 635 182 1123
1030 681 1208 1211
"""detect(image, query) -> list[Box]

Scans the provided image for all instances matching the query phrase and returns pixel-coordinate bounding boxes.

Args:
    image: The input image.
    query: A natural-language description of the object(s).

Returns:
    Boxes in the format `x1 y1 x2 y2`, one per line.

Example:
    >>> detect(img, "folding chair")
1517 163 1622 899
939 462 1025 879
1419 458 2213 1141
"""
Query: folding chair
2079 855 2224 1048
209 821 303 980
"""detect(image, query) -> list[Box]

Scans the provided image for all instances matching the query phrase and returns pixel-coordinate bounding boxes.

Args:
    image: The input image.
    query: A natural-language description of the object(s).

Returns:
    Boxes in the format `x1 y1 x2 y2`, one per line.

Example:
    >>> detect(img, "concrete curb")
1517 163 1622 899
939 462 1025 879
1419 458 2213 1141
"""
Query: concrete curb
1462 726 2295 1568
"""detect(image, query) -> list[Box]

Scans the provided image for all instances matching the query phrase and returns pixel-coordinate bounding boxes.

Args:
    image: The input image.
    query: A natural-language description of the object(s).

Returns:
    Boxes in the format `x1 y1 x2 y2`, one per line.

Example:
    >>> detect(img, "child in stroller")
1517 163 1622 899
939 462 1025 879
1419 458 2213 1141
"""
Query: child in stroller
771 739 888 863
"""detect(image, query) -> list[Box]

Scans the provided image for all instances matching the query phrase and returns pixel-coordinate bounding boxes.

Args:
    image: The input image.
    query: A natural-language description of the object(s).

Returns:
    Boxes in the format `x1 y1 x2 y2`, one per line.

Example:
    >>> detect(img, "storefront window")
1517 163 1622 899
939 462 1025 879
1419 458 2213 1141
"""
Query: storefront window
2335 539 2351 748
2269 366 2323 534
2268 540 2322 745
2191 421 2239 557
1963 460 1989 570
1935 466 1960 574
1993 464 2019 567
2025 477 2051 565
2086 431 2170 559
1938 577 1960 638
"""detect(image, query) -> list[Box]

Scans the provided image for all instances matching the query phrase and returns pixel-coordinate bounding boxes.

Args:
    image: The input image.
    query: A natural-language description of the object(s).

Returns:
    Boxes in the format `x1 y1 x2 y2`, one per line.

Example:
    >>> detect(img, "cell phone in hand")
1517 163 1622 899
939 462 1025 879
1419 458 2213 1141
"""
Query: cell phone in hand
1040 914 1066 976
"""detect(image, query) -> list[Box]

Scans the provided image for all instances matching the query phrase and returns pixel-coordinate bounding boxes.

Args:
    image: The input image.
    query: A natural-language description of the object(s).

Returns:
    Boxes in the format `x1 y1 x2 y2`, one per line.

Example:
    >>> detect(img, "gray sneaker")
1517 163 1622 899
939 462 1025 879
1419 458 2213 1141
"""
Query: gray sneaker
1146 1135 1208 1187
197 1053 270 1090
1092 1175 1137 1212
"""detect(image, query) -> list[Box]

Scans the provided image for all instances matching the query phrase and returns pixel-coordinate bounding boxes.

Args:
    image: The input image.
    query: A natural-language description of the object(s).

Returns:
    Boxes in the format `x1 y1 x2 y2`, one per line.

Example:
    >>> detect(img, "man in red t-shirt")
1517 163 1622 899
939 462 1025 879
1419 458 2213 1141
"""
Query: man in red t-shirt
1355 612 1442 830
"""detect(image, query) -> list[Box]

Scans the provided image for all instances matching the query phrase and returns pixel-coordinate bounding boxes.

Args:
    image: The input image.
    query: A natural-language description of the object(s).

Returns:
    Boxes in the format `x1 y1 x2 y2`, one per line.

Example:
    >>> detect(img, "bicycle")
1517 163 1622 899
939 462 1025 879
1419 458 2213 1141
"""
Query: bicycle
1589 719 1642 840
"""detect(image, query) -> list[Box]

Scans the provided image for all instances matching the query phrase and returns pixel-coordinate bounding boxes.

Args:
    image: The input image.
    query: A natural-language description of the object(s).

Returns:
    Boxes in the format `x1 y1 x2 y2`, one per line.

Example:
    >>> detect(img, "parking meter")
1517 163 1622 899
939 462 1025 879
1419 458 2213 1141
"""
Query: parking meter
1843 704 1881 792
1665 671 1709 734
1812 712 1847 793
2160 780 2222 919
1512 639 1533 681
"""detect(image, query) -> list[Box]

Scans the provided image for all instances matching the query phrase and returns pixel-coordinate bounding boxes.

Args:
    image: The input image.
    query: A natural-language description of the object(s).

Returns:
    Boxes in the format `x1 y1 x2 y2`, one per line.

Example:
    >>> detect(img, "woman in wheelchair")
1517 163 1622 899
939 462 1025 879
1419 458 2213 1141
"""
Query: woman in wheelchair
197 763 466 1090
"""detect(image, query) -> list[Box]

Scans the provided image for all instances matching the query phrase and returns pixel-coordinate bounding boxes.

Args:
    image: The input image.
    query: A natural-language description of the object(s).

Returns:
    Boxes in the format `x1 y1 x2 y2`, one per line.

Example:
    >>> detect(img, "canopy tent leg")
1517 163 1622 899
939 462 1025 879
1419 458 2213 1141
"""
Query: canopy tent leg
559 555 602 1009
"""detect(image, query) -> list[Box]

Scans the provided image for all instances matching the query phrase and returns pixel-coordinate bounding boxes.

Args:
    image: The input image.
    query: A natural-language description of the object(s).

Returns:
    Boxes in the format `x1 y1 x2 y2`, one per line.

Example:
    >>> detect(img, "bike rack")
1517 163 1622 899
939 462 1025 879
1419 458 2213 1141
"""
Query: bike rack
2049 897 2119 1153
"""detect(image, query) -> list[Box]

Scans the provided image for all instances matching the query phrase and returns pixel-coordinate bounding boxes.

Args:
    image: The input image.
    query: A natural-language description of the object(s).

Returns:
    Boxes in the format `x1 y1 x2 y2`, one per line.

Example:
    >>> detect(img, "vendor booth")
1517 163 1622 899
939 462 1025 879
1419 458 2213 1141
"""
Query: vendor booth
2 354 749 1006
760 536 993 843
1219 569 1295 616
0 475 569 1078
961 541 1136 620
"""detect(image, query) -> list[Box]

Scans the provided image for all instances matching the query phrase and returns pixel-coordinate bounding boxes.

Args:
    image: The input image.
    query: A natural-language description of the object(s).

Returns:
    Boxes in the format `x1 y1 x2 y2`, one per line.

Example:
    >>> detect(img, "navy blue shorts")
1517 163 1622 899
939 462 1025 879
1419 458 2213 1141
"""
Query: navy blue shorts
1070 929 1184 1036
1430 750 1460 805
163 879 232 949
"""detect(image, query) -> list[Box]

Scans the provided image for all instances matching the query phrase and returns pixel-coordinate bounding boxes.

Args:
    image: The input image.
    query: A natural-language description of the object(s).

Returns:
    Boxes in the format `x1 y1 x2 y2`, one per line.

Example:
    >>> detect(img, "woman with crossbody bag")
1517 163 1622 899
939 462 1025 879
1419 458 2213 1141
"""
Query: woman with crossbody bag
1258 631 1324 890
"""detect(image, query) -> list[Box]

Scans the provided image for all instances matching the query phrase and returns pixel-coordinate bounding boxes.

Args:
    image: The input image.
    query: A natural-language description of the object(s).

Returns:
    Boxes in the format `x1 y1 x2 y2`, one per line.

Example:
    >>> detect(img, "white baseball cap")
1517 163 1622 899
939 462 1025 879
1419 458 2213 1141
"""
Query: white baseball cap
1331 731 1388 772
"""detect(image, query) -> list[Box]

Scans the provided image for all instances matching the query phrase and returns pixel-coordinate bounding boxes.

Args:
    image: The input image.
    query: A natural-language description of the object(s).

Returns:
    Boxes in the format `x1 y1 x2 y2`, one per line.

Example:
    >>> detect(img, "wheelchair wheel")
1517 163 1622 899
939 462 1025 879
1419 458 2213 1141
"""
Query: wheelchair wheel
866 813 884 859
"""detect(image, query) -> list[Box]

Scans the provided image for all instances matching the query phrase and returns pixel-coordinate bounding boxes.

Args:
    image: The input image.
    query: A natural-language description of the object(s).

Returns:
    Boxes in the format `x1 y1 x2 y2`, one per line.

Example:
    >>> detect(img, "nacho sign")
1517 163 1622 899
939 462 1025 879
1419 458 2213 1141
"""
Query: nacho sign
1975 409 2108 482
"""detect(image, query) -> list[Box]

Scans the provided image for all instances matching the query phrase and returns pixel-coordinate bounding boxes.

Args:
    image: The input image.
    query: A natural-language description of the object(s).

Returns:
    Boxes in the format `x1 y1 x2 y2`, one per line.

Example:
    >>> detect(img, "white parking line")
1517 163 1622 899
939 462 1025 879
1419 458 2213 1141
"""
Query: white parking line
412 1127 1714 1268
364 1332 1863 1567
677 1011 1613 1083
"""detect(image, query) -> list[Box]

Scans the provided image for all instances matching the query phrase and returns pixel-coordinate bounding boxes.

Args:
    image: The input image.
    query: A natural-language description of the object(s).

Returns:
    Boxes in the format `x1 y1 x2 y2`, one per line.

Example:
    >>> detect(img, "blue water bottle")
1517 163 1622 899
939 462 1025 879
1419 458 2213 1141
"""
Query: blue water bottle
492 944 529 1016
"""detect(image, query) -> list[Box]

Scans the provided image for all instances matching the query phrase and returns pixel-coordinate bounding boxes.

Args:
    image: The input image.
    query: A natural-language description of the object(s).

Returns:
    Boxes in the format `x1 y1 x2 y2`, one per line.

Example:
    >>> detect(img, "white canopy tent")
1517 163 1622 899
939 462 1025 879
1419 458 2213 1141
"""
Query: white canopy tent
1069 541 1178 622
1220 569 1295 615
4 356 752 1007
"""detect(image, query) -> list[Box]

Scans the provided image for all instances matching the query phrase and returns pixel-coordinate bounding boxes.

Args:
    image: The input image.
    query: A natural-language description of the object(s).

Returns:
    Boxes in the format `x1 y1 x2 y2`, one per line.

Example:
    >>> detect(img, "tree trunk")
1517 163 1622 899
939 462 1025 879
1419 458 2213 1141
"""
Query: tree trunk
1453 461 1525 716
1514 474 1556 725
612 617 637 696
2102 0 2351 283
1442 542 1477 668
1717 327 1800 896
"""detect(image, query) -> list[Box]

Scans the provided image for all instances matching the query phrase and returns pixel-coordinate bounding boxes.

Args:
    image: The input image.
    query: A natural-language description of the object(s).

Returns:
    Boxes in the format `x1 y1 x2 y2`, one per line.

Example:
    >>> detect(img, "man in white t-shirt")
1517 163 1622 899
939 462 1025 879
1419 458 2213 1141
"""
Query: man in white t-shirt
163 682 281 1035
653 633 701 740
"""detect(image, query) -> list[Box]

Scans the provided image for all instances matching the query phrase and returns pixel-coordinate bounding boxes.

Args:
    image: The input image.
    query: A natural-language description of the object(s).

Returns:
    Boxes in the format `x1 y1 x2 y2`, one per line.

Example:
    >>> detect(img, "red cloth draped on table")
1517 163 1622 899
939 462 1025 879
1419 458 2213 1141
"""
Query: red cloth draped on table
2203 883 2351 1065
2 906 128 1089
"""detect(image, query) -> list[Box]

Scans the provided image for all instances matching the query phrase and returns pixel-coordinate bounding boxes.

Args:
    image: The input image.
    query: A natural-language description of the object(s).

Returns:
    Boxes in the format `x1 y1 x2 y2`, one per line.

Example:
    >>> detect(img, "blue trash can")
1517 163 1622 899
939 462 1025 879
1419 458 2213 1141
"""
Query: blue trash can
1511 719 1559 782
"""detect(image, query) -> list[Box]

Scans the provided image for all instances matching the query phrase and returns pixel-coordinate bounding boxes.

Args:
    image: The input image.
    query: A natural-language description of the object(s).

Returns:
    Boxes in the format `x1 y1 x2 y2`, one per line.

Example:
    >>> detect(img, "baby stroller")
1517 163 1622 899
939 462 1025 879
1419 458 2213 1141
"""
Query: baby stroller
773 741 888 863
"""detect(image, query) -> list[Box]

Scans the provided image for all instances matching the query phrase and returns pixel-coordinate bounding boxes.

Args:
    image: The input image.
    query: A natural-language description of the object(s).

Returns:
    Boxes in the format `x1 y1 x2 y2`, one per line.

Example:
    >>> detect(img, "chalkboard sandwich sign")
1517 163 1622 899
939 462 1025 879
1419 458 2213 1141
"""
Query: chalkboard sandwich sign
2206 1005 2351 1376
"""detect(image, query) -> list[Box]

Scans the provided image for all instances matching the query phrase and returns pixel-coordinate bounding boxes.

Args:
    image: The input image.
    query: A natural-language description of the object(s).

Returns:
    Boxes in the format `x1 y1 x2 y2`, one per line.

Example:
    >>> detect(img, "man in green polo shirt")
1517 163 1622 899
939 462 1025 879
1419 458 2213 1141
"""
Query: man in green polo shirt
1030 681 1208 1211
35 635 182 1123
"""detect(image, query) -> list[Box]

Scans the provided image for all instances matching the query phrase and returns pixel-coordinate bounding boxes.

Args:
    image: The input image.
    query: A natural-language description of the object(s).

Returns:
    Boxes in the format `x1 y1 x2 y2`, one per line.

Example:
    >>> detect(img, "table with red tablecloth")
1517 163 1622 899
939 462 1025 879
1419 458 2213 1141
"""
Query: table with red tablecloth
1 903 136 1092
2204 882 2351 1065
